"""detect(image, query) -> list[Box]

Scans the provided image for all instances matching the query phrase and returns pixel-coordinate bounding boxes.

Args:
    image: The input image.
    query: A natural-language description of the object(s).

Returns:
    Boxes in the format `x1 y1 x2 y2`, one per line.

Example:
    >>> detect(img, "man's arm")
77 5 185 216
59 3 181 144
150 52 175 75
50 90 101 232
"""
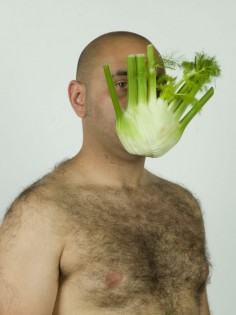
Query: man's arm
200 287 211 315
0 194 64 315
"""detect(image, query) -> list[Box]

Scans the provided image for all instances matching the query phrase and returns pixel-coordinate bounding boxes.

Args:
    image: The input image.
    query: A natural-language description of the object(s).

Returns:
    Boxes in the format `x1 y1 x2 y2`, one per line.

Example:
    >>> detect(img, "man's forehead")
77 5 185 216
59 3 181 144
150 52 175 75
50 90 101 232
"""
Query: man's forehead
90 37 163 76
96 37 151 59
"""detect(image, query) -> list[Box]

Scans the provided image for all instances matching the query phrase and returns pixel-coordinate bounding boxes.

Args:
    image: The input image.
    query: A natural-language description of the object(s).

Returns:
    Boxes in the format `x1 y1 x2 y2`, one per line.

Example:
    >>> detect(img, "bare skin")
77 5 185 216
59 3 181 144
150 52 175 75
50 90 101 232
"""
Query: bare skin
0 33 211 315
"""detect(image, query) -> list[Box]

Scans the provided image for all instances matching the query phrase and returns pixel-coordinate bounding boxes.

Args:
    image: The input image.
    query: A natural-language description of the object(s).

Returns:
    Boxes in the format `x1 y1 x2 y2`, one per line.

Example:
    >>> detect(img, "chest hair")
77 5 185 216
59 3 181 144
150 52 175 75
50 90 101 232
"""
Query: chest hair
57 182 209 310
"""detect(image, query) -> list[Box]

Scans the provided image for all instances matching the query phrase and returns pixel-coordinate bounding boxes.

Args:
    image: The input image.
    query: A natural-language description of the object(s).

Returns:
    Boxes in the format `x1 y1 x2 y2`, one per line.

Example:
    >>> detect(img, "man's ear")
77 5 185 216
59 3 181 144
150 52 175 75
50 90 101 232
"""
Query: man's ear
68 80 87 118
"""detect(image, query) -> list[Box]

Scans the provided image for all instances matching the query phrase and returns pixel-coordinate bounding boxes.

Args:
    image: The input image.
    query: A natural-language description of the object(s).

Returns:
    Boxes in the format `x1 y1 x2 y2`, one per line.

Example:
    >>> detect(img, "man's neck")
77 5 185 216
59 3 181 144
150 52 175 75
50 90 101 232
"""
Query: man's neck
68 146 148 188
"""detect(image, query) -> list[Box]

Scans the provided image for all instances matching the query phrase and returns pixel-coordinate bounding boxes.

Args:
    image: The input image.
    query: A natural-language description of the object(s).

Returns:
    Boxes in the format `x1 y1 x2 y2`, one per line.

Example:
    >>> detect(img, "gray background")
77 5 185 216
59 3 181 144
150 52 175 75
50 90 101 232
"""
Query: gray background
0 0 235 314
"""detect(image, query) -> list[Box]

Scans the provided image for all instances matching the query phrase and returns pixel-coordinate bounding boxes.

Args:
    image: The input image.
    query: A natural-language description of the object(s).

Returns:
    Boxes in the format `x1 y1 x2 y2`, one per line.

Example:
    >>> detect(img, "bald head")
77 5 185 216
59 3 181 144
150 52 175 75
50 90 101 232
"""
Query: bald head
76 31 152 84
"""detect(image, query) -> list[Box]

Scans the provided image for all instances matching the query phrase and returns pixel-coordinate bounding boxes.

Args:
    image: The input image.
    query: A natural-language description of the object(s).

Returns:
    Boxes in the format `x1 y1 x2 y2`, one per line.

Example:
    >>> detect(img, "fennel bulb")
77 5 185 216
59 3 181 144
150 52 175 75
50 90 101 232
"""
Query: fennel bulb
103 45 220 157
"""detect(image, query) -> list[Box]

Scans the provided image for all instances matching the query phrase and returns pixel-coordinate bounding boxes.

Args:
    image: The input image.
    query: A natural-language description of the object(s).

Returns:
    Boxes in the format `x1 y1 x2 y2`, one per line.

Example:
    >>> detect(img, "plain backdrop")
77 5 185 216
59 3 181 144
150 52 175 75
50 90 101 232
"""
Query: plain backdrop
0 0 235 314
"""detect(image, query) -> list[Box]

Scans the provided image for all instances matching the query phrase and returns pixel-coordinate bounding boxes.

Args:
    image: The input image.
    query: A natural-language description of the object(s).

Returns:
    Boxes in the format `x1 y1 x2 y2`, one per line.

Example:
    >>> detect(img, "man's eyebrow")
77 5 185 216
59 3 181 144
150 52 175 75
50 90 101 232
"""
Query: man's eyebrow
112 70 127 78
112 69 165 77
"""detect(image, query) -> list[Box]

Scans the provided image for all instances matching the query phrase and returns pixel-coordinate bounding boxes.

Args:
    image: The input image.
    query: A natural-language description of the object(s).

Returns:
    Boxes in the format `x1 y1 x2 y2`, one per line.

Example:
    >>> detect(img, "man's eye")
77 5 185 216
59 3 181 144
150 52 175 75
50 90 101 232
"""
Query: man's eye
115 81 128 89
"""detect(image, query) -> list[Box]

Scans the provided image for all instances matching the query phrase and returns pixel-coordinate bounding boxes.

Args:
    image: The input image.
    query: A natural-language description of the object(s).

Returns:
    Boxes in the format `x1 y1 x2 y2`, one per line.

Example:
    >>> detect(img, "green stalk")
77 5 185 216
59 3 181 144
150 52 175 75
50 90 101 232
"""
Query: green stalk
147 45 157 105
174 84 201 119
136 54 147 105
171 71 208 119
127 55 137 111
180 87 214 130
168 82 192 112
168 56 216 114
103 64 123 120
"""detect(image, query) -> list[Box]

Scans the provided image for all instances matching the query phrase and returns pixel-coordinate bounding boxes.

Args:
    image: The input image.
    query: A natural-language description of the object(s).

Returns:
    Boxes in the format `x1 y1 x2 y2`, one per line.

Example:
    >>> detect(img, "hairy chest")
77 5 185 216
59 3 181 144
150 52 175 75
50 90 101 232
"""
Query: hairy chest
59 186 208 309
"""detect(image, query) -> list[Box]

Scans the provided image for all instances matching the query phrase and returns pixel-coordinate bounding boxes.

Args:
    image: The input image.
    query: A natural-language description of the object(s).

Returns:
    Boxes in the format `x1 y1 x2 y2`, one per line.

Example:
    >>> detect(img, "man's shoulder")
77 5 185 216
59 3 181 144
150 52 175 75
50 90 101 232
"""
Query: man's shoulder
2 159 73 226
147 171 201 210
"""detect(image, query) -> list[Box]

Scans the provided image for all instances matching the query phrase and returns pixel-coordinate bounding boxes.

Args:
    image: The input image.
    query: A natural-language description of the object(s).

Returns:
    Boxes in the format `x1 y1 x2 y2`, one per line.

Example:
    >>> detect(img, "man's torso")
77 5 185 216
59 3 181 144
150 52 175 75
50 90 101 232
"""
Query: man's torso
39 172 210 315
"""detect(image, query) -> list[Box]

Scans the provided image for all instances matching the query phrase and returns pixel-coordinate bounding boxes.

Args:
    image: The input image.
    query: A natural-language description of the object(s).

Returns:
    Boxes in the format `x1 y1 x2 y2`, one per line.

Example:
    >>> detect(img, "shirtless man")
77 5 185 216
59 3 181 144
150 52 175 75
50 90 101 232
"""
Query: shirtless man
0 31 211 315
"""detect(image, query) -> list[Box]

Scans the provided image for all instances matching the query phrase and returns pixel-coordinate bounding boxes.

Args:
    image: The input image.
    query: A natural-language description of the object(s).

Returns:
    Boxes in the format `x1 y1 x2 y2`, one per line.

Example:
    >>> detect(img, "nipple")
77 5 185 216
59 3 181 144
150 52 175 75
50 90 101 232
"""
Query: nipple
105 271 123 289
